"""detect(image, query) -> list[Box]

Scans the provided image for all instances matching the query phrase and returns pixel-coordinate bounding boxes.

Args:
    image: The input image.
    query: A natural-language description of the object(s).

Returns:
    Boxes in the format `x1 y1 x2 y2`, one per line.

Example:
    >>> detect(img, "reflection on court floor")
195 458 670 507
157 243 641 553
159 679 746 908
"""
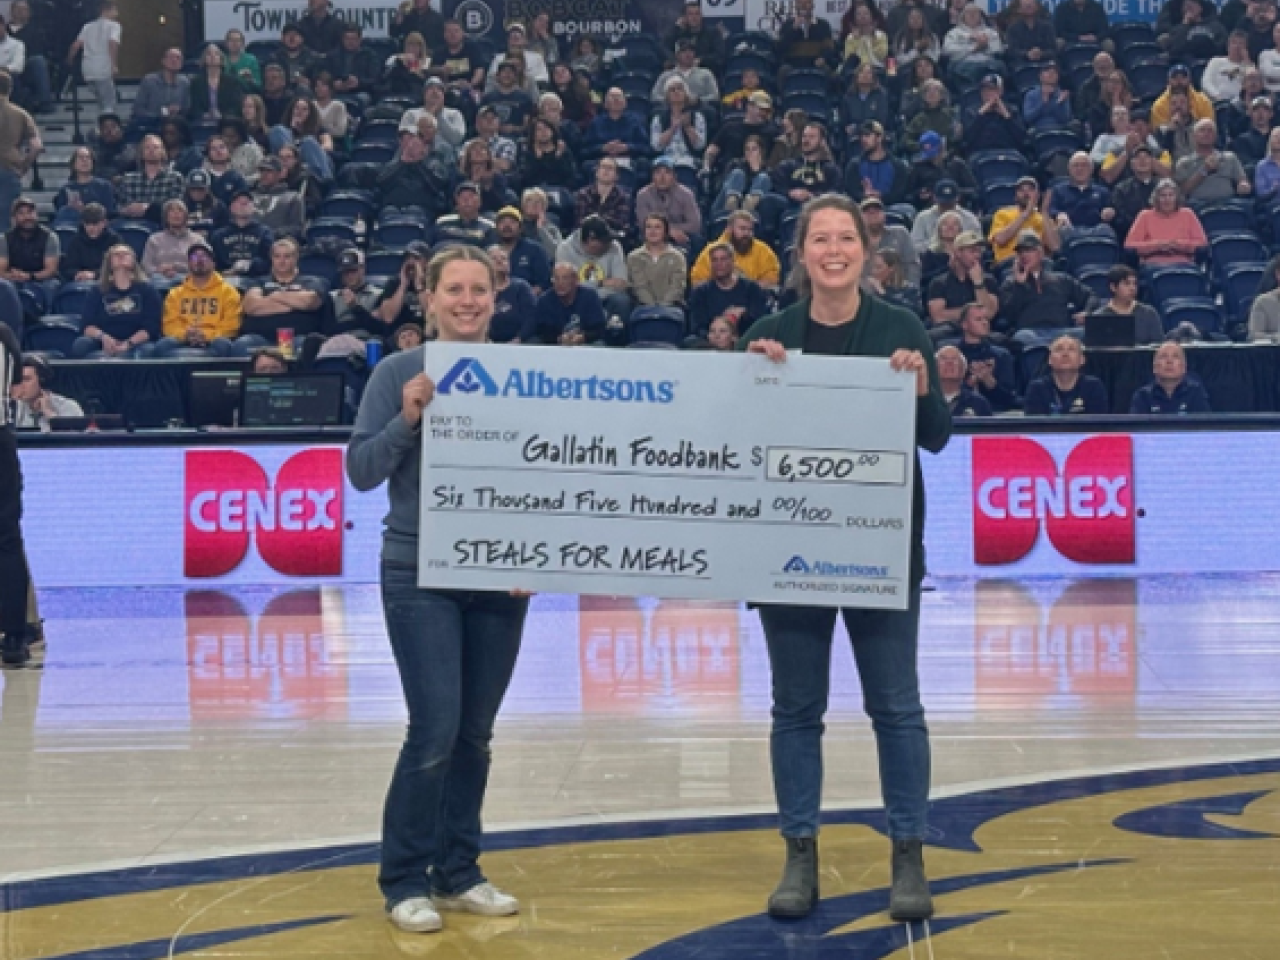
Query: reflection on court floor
3 576 1280 957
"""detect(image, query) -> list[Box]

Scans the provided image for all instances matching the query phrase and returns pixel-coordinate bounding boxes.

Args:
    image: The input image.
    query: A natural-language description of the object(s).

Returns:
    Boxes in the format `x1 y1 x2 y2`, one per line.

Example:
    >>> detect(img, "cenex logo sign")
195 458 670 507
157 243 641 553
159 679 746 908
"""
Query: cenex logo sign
782 556 890 578
184 449 344 578
972 435 1135 565
436 357 676 403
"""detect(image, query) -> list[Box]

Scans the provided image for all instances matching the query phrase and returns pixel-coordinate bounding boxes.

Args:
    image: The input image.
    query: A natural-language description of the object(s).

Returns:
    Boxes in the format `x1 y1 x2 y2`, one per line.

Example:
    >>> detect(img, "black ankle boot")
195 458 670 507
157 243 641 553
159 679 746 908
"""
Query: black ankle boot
889 838 933 921
768 837 819 918
1 631 30 667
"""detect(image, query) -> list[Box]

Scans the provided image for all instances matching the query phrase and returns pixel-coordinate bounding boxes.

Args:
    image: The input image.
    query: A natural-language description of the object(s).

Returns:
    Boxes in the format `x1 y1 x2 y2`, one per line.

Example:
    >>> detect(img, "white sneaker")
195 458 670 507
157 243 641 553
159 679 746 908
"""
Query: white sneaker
432 881 519 917
388 897 443 933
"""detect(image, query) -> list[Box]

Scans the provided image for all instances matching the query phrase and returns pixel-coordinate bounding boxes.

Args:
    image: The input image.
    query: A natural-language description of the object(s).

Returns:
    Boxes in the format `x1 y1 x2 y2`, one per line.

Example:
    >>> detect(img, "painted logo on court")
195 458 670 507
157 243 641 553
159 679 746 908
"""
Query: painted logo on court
184 449 344 578
3 759 1278 958
972 435 1135 565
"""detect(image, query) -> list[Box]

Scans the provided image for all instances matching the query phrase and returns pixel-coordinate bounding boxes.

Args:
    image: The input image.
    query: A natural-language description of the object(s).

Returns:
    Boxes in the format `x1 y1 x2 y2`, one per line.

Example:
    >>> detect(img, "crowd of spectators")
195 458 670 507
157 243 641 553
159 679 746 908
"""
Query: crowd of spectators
13 0 1280 423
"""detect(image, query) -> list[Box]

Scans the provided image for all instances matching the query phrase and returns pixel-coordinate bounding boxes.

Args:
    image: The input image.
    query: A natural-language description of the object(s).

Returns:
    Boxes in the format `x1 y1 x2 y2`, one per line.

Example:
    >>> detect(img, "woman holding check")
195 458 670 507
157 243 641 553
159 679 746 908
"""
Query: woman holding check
347 246 529 935
737 195 951 922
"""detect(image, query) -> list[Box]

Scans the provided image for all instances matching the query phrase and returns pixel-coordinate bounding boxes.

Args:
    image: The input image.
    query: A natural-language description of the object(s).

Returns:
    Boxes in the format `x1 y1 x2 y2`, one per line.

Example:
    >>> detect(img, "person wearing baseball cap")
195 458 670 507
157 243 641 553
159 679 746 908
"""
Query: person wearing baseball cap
183 168 228 239
989 174 1060 263
211 187 272 278
153 237 244 358
374 241 434 332
1000 231 1093 344
492 205 551 293
1109 143 1161 236
964 72 1024 153
651 36 719 103
847 120 909 206
1023 61 1072 133
431 182 499 249
331 247 384 336
1228 94 1275 168
911 173 981 252
1150 62 1215 128
252 155 305 239
925 229 997 342
277 21 323 87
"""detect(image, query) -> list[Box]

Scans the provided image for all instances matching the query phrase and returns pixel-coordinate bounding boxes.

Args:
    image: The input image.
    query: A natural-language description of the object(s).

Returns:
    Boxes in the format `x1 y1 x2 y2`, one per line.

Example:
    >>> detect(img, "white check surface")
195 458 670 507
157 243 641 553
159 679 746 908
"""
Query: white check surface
419 343 917 609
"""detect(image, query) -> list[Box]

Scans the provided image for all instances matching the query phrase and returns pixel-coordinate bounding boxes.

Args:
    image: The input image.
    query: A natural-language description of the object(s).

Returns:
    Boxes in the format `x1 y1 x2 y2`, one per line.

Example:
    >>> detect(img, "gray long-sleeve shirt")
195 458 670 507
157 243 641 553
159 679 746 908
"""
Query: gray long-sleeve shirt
346 346 425 565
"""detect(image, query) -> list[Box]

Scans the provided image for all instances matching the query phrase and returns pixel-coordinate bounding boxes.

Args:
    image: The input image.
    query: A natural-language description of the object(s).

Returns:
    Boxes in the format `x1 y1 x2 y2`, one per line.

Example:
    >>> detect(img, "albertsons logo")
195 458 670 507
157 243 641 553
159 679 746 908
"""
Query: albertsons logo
437 358 499 395
782 555 891 578
437 357 676 404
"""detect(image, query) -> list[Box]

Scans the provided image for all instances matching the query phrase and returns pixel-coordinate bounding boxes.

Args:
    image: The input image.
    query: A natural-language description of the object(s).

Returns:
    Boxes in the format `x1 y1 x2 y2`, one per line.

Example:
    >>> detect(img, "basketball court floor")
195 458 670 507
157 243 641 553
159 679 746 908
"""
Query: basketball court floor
2 575 1279 958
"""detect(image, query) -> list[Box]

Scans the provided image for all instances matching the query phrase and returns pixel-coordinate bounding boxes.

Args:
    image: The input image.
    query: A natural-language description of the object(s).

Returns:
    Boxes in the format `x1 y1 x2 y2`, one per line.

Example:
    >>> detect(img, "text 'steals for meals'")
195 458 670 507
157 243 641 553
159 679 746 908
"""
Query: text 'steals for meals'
419 344 918 609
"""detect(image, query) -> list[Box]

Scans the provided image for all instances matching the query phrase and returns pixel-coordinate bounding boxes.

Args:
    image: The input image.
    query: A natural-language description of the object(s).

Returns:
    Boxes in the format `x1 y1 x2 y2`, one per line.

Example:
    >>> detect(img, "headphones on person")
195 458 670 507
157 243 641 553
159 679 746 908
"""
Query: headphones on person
23 354 52 391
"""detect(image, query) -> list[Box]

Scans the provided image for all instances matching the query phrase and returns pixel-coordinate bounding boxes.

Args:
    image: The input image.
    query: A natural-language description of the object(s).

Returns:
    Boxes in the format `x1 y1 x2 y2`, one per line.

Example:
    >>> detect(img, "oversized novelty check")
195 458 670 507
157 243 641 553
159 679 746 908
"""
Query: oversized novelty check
418 343 918 609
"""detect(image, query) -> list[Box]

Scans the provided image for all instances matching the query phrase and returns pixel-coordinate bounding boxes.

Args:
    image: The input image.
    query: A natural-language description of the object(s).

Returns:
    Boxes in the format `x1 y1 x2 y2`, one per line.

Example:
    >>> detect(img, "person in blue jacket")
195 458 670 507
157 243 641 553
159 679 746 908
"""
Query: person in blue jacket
585 88 649 163
1024 335 1110 415
1129 341 1212 414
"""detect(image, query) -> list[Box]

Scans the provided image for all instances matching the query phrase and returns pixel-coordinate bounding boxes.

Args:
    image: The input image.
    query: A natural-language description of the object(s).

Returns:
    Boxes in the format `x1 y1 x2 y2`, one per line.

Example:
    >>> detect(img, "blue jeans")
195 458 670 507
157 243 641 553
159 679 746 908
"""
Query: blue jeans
0 168 22 232
758 588 929 840
22 56 53 107
151 336 243 358
71 335 156 358
378 561 529 906
269 126 335 182
713 169 772 215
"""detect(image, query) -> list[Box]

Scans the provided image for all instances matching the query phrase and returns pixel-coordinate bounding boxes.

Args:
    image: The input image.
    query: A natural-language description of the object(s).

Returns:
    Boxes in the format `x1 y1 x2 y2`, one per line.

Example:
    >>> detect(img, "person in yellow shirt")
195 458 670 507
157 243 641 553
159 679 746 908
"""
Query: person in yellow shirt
721 68 767 111
1150 64 1216 128
689 211 781 288
988 175 1061 263
154 240 244 357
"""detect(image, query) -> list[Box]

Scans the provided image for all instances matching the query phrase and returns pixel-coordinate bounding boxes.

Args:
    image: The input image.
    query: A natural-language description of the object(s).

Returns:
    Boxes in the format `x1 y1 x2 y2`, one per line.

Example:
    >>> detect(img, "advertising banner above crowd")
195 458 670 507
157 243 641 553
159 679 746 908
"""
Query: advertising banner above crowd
16 428 1280 588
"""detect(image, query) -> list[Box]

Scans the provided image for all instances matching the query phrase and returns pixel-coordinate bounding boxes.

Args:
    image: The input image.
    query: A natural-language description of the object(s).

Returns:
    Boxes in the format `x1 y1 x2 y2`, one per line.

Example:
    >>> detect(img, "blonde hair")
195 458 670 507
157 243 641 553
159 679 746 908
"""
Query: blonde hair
425 245 497 292
99 244 146 291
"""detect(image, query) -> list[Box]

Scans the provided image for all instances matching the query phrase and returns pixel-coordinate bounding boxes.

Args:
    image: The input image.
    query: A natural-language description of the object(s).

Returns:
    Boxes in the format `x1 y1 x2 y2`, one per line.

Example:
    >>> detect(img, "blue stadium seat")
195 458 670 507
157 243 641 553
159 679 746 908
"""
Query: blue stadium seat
1063 235 1120 272
782 69 829 97
1161 297 1222 334
1128 61 1170 100
1210 233 1268 278
366 249 407 278
1077 266 1112 301
23 316 82 356
781 92 831 121
1197 202 1254 238
111 220 155 259
1018 344 1049 391
54 225 78 253
1222 263 1266 322
318 191 376 222
374 220 428 248
1061 43 1102 75
1112 21 1158 53
1013 63 1042 93
1032 129 1083 160
726 51 774 78
614 72 655 99
629 306 686 346
725 31 778 57
52 283 95 318
306 219 358 246
981 180 1017 212
357 119 402 145
971 152 1030 188
299 251 339 287
1148 265 1209 307
349 143 396 164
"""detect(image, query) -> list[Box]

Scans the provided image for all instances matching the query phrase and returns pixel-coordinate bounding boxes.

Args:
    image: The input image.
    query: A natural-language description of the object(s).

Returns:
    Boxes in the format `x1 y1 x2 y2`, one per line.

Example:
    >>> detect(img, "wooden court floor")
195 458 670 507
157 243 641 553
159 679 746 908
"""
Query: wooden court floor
2 576 1279 958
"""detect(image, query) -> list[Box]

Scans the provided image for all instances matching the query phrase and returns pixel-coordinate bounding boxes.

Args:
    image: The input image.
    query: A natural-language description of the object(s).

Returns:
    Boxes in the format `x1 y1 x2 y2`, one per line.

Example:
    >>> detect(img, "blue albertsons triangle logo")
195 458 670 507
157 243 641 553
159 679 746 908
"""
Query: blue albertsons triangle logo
783 556 811 574
437 358 498 396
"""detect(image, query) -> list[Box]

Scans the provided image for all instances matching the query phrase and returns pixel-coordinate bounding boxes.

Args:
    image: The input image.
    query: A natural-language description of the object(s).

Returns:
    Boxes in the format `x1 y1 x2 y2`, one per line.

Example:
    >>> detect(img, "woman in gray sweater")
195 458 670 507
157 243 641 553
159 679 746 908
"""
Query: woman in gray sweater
347 246 529 935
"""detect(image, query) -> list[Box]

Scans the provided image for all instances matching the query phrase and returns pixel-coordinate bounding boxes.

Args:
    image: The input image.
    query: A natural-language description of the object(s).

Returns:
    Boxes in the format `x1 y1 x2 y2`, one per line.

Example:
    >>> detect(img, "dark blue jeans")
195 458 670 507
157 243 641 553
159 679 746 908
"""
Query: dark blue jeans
758 588 929 841
378 561 529 906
